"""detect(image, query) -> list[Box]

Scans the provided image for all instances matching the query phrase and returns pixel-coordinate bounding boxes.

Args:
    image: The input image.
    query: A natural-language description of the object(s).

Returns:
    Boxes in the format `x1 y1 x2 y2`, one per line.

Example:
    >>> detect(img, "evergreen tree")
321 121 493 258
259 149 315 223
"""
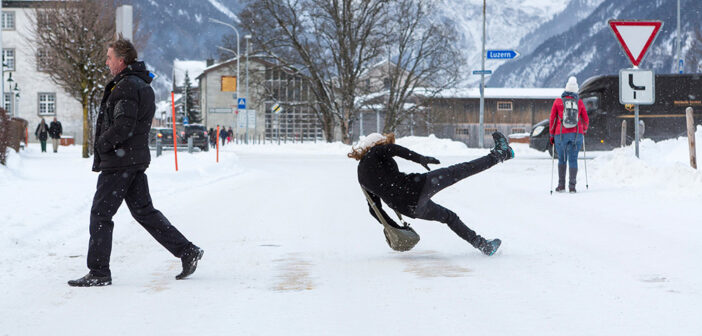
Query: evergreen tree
183 71 201 123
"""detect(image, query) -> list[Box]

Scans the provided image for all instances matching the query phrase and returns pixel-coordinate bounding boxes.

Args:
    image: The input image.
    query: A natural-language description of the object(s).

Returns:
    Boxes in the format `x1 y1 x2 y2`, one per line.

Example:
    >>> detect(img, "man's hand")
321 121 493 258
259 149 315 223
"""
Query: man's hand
549 136 555 145
419 156 440 171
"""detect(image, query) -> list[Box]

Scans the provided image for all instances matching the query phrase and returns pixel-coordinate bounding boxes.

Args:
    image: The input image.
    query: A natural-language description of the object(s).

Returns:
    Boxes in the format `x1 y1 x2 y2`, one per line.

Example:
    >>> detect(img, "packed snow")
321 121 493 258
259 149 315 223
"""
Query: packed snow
1 131 701 335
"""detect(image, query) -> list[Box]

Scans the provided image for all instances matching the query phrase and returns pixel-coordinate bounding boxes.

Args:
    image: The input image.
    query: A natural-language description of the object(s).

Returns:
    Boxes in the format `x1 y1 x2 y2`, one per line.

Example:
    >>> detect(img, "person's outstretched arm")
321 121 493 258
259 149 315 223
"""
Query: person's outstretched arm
365 190 402 229
384 143 440 171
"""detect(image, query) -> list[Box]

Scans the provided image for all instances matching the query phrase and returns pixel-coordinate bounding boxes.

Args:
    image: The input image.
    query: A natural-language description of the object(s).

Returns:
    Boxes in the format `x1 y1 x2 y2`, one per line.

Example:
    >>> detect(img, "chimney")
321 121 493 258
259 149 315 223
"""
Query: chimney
206 59 214 67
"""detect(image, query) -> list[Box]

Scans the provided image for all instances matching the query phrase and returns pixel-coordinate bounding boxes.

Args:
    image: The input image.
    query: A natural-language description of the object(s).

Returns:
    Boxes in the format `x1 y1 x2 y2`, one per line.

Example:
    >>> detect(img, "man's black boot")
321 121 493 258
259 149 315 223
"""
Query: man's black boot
490 132 514 162
176 245 204 280
68 273 112 287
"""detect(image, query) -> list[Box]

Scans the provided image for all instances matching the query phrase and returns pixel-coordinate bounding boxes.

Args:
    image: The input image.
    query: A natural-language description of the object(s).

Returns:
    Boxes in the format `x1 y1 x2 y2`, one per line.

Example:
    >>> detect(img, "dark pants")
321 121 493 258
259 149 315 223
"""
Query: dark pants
411 154 498 246
40 140 47 152
87 169 192 277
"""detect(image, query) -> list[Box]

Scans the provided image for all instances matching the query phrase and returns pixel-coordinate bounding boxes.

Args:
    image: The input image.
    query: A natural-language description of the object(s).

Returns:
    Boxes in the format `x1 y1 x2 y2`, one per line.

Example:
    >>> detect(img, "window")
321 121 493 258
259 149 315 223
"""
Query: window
1 11 15 30
4 93 11 113
511 127 526 134
455 128 470 136
3 49 15 71
38 93 56 116
221 76 237 92
37 49 51 71
497 101 513 111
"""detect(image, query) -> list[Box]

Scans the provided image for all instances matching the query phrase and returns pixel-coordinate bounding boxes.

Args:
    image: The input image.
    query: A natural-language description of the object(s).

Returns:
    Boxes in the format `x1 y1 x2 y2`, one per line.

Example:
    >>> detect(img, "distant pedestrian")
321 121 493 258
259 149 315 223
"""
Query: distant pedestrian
220 125 228 146
209 127 216 148
549 76 589 193
35 118 49 152
68 36 203 287
227 127 233 144
49 117 63 153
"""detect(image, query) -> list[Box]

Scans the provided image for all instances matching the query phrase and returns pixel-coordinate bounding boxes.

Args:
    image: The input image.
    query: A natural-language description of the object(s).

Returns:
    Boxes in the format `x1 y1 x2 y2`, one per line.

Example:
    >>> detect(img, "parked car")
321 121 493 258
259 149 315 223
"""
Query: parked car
149 127 179 149
180 124 209 151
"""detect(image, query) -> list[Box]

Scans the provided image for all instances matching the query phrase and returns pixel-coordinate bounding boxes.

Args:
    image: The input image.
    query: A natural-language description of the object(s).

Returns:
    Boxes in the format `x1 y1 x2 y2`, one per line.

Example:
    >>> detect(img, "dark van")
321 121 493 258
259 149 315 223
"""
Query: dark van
530 73 702 153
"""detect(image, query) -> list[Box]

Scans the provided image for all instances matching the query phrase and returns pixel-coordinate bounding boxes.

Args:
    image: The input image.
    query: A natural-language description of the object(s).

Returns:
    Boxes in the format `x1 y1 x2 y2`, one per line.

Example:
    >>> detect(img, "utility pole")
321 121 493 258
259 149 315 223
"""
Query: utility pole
478 0 486 147
677 0 682 74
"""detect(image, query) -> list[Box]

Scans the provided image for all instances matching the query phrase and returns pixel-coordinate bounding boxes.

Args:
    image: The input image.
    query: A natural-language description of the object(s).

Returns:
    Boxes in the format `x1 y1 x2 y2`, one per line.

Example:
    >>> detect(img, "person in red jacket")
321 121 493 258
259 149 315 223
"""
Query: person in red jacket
549 76 589 193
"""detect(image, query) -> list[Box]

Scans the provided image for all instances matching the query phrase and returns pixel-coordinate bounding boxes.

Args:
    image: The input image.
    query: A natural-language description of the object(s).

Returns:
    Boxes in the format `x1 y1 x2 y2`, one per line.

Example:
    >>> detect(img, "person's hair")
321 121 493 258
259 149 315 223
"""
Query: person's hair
108 35 137 65
347 133 396 160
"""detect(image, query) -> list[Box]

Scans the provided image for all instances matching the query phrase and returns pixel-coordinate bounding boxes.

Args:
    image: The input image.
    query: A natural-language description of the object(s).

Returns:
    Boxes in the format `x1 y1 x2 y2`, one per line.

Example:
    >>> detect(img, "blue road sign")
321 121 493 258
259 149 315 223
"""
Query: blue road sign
486 50 520 60
183 115 189 125
678 59 684 74
238 98 247 109
472 70 493 75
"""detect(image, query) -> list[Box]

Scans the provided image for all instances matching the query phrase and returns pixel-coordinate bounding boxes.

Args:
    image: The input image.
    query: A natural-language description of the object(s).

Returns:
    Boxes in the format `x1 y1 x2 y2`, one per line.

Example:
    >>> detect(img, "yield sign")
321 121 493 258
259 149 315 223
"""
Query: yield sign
609 20 663 67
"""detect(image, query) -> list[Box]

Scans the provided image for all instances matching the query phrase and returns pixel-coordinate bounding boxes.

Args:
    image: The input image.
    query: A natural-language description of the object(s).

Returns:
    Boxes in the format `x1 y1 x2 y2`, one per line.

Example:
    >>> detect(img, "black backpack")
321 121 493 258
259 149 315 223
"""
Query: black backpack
561 96 579 129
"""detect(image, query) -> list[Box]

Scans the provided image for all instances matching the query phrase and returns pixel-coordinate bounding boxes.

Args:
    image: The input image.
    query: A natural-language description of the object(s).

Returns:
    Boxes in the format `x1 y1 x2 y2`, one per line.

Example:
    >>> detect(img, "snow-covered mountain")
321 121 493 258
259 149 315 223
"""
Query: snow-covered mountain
488 0 702 88
127 0 243 99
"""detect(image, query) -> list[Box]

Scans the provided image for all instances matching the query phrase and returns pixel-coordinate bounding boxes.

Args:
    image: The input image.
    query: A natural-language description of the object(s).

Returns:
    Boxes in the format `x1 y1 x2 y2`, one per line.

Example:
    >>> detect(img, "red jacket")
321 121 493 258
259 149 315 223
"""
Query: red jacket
549 95 589 135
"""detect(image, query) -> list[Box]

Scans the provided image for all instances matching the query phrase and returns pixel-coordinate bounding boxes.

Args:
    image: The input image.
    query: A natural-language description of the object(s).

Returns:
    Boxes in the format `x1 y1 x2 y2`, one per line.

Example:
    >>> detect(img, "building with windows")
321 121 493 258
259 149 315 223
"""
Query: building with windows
2 1 83 143
197 57 323 142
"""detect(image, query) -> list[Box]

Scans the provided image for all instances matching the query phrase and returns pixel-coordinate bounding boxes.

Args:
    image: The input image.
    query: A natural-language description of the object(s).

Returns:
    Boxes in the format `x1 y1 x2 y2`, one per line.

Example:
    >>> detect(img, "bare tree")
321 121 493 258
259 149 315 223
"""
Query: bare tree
238 0 387 143
360 0 464 134
26 0 115 158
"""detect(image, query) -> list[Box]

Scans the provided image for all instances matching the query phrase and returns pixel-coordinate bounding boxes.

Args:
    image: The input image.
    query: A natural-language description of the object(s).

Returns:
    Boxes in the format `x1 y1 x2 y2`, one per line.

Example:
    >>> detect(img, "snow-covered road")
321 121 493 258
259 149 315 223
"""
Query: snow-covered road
1 135 701 335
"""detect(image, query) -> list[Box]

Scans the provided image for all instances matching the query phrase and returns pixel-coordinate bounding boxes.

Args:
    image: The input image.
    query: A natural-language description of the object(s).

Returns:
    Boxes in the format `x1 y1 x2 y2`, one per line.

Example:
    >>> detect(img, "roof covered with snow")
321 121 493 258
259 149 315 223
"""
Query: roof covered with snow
431 87 565 99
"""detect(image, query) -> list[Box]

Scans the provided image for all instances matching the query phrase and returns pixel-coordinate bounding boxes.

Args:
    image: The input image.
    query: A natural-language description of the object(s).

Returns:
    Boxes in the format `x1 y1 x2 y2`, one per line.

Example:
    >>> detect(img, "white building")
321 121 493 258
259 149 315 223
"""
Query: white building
2 1 83 143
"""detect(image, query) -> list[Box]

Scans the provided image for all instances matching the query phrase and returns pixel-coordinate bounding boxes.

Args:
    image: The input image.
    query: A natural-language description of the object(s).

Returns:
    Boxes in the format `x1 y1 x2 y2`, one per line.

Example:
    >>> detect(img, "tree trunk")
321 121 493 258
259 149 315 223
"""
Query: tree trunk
82 94 90 158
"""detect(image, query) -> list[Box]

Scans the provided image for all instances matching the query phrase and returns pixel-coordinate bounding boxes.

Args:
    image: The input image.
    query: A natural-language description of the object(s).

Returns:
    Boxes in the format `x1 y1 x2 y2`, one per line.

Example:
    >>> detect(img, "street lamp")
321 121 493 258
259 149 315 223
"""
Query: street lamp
13 83 19 118
209 18 239 136
245 34 251 144
6 72 13 116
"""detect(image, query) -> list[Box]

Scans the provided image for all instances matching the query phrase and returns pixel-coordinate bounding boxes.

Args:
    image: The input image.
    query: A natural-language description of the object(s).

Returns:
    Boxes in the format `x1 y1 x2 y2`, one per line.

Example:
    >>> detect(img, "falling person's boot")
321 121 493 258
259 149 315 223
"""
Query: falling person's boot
490 131 514 162
569 167 578 193
556 164 566 192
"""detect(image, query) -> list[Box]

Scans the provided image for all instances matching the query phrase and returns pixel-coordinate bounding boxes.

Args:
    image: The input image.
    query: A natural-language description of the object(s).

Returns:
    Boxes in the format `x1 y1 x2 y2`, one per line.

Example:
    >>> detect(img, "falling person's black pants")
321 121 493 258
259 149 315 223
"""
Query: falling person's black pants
411 154 498 247
87 169 193 277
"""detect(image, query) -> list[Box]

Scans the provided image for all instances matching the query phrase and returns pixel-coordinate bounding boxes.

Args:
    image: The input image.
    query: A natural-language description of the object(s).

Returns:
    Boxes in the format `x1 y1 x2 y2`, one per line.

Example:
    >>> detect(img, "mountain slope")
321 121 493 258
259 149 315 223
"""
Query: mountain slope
488 0 702 88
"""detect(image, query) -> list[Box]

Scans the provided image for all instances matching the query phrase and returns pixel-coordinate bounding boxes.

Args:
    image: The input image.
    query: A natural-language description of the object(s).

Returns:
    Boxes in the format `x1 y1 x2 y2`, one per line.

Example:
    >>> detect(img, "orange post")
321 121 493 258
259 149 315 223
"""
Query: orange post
25 127 28 145
171 92 179 171
216 125 220 163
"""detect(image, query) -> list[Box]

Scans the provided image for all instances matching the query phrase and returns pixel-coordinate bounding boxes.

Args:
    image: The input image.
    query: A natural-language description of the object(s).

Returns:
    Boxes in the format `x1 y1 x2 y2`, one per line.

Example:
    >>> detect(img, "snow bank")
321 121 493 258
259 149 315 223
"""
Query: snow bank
592 126 702 196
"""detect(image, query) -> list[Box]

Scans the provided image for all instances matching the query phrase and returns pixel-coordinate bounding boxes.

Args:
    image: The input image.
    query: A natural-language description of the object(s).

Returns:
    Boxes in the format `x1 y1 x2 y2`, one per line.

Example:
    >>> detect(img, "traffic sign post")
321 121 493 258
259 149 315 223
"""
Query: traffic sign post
610 20 662 158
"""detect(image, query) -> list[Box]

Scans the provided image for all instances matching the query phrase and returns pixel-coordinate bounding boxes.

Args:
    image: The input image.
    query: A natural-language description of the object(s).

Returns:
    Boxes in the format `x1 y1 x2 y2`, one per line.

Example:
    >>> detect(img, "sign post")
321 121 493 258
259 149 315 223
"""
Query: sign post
238 98 247 143
609 20 663 158
486 50 520 60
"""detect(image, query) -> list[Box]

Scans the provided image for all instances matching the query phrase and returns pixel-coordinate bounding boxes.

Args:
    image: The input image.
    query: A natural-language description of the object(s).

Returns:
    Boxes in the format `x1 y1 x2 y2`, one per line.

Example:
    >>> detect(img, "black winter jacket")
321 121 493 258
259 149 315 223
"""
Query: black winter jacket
92 62 155 172
357 144 429 219
49 121 62 139
35 122 49 141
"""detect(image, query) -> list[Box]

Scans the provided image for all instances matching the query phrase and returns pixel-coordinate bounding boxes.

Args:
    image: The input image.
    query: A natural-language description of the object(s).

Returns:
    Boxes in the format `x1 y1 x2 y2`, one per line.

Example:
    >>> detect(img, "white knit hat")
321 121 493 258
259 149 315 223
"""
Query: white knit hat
355 133 386 150
565 76 579 93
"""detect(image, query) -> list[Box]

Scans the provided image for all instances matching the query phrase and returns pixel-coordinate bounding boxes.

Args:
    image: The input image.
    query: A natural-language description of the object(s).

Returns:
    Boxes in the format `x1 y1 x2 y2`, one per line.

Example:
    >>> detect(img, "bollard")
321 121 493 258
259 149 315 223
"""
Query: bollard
156 137 162 157
621 120 627 147
686 107 697 169
187 137 193 153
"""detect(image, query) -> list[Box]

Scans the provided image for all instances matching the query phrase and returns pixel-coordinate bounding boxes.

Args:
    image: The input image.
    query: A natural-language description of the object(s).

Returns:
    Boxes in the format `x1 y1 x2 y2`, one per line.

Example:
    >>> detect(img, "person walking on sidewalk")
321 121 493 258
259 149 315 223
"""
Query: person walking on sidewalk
68 37 203 287
348 131 514 256
549 76 589 193
35 118 49 152
49 117 63 153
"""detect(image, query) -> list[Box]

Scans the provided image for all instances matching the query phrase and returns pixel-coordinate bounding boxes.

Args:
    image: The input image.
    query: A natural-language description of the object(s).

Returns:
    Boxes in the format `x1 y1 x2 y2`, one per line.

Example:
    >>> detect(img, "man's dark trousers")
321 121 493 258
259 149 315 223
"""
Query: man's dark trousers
88 169 192 277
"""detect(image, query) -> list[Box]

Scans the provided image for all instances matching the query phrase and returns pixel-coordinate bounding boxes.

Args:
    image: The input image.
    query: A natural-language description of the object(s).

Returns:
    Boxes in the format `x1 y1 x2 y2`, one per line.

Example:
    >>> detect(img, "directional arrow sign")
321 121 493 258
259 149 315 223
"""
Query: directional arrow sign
609 20 663 67
472 70 492 75
486 50 520 60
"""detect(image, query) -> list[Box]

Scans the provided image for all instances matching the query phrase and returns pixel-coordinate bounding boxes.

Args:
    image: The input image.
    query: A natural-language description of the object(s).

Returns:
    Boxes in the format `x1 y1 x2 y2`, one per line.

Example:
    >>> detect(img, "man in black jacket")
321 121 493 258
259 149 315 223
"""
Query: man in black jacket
68 38 203 287
349 132 514 256
48 117 62 153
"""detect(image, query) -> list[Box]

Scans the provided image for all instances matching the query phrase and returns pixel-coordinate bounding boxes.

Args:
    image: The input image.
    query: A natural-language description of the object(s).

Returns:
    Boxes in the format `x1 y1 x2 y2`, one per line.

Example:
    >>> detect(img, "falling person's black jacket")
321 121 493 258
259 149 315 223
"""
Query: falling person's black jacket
358 143 436 226
92 62 155 172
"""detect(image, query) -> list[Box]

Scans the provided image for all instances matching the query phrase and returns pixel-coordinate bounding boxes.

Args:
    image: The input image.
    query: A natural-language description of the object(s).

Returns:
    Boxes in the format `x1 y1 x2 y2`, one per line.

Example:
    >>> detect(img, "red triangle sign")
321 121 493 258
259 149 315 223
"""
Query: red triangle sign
609 20 663 67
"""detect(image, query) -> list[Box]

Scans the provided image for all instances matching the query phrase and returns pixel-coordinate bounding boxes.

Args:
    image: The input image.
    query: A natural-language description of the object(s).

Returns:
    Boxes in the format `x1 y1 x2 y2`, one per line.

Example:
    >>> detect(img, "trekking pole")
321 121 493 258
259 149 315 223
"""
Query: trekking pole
550 141 555 195
582 135 589 189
